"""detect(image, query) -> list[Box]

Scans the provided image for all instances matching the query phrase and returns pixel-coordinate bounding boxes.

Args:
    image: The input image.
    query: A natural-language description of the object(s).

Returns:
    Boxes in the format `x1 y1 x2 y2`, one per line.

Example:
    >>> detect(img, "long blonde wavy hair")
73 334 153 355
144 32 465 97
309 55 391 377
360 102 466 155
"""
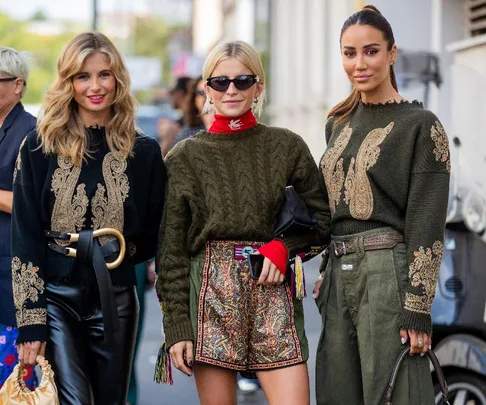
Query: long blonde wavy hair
38 32 137 166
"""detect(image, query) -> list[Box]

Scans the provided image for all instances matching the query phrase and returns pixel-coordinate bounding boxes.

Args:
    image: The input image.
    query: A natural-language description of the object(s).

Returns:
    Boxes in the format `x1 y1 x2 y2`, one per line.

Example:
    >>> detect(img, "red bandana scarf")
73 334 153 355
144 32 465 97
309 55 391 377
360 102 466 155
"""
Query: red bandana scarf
208 109 257 133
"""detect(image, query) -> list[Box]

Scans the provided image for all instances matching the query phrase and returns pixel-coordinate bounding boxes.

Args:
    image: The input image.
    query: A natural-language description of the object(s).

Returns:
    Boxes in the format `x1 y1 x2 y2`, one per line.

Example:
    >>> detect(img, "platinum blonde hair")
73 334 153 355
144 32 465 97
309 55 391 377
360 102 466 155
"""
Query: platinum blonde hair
0 47 30 98
202 40 266 116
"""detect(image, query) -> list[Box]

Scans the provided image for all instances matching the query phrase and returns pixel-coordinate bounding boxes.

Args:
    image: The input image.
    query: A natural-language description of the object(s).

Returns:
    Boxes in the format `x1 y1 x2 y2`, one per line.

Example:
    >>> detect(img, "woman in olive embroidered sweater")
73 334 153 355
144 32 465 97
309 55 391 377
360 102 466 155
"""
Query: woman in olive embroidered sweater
314 6 450 405
11 32 165 405
155 41 330 405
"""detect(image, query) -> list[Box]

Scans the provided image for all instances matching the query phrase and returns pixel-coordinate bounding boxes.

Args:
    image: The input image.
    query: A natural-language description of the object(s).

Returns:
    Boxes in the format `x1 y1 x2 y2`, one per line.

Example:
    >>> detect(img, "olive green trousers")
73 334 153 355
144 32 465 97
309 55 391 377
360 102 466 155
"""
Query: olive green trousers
315 228 435 405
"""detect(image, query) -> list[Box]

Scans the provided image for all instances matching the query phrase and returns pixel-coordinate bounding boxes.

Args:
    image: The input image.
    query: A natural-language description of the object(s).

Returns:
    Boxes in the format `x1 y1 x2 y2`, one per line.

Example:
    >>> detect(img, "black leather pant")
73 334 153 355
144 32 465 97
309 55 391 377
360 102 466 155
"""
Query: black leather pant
45 277 139 405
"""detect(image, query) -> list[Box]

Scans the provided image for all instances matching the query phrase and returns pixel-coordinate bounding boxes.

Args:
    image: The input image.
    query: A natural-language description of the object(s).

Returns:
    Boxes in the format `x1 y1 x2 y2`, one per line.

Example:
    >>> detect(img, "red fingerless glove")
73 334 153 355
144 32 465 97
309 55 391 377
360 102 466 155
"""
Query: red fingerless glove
257 240 289 275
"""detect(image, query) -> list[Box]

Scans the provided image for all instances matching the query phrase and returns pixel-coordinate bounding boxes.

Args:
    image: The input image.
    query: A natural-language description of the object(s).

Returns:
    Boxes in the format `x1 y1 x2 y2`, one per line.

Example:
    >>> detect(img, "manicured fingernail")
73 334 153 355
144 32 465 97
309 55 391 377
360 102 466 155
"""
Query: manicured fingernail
429 345 432 350
312 293 317 299
401 337 406 344
420 353 425 357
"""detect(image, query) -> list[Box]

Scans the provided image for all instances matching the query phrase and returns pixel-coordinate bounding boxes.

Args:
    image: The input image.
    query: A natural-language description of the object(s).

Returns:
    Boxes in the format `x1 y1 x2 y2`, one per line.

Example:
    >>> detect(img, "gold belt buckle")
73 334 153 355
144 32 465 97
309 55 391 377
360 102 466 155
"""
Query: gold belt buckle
62 228 126 270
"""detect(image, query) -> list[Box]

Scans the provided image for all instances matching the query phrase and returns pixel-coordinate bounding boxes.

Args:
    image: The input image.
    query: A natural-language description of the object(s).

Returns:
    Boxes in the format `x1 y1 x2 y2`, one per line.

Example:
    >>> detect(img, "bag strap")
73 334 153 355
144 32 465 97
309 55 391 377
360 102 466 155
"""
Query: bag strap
17 355 55 391
384 347 450 405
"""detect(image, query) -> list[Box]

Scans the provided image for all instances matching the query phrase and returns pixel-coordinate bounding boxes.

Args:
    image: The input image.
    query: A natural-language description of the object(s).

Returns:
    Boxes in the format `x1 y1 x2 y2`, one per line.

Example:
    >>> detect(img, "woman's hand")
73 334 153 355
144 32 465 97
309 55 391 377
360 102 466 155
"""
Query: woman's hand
256 253 285 286
169 340 193 376
17 341 46 366
313 273 324 299
400 329 431 356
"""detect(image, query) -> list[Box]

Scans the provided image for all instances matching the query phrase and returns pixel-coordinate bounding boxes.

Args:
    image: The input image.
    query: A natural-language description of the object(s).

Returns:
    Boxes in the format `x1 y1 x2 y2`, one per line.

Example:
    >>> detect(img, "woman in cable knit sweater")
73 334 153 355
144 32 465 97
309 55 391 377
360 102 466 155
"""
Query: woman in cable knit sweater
155 41 330 405
313 5 450 405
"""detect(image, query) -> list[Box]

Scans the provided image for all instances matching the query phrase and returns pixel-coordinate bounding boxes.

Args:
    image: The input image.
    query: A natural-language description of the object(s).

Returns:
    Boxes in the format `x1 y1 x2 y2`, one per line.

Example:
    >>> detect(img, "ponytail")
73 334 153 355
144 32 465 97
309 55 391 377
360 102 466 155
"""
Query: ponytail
327 88 360 128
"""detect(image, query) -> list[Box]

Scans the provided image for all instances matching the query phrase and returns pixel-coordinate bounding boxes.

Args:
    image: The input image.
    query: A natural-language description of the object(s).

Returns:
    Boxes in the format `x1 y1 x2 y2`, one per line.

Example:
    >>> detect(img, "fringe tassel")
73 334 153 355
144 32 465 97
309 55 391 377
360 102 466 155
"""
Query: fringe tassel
153 343 173 385
295 255 305 299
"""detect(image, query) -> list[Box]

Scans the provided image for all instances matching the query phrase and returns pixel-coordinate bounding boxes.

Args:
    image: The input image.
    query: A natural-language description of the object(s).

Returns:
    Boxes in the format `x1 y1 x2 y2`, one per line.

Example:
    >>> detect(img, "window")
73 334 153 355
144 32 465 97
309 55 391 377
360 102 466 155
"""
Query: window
468 0 486 36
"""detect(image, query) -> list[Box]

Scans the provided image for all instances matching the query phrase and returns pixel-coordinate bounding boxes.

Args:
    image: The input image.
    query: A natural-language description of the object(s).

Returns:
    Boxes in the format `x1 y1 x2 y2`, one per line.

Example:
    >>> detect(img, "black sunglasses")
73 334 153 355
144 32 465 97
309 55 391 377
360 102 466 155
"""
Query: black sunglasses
206 75 259 92
0 77 18 83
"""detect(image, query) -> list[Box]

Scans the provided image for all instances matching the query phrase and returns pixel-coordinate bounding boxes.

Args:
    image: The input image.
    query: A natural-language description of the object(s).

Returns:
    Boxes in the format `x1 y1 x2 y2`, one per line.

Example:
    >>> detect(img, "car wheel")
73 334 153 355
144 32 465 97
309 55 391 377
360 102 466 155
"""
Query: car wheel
435 372 486 404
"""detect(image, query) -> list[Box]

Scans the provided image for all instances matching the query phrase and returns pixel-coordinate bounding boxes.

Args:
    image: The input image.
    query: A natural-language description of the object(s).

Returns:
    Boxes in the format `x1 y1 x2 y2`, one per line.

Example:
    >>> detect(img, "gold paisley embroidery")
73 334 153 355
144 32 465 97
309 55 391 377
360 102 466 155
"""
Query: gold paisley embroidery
321 123 353 214
11 257 47 327
51 156 89 246
91 152 130 245
343 122 394 220
13 137 27 183
405 241 443 314
430 121 451 173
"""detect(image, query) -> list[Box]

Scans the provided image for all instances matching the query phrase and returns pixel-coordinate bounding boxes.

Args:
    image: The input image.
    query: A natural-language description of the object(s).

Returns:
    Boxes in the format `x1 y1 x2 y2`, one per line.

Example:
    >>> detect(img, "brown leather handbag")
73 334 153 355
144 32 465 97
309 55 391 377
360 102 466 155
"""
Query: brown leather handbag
385 347 450 405
0 356 59 405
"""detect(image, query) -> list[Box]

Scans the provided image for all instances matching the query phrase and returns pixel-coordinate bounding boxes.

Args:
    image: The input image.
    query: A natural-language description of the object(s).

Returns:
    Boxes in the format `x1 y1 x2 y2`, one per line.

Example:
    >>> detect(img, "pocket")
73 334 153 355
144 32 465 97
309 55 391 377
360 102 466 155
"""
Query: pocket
392 242 409 307
366 248 403 318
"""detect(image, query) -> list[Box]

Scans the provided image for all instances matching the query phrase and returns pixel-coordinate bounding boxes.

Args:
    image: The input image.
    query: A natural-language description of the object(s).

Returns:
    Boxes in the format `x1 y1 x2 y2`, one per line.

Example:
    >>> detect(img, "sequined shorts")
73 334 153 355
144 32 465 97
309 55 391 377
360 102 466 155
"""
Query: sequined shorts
189 240 308 372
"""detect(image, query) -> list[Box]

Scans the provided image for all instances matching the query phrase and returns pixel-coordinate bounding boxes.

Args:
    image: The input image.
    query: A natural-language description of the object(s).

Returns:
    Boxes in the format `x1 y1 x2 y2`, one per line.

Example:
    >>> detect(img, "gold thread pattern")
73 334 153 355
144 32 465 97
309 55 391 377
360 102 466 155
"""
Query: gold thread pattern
11 257 47 327
91 152 130 245
51 156 88 246
321 123 353 215
430 121 451 173
13 137 27 183
343 122 394 220
405 241 443 314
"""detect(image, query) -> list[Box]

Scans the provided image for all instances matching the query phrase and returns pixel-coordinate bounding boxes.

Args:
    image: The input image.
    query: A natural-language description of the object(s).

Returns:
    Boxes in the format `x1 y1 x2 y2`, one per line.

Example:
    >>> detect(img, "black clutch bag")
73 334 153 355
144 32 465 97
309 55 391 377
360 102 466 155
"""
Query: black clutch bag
274 186 318 237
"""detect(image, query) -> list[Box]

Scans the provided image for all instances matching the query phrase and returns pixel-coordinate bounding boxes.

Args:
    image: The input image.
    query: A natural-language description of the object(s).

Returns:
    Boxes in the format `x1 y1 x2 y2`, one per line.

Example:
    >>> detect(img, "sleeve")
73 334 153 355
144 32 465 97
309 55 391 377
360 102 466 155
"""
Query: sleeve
277 133 331 258
155 151 194 349
11 137 48 343
130 145 167 264
398 116 451 334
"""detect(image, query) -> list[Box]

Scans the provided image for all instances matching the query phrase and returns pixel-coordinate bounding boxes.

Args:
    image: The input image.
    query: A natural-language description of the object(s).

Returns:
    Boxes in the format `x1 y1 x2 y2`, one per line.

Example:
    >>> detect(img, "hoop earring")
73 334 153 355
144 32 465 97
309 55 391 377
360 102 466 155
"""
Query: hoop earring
209 99 214 105
254 97 258 104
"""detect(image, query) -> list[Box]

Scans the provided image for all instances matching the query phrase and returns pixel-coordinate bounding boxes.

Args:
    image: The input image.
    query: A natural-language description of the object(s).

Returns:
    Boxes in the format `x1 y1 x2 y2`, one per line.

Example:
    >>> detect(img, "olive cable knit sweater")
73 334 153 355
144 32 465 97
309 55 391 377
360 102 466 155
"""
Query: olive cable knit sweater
156 123 331 348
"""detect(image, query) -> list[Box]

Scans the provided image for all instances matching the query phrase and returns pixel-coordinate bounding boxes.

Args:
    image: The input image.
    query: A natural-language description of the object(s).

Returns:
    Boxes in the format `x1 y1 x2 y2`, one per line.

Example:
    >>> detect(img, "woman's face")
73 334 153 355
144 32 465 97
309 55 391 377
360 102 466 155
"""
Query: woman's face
72 52 116 126
194 79 206 113
340 24 396 96
204 58 263 118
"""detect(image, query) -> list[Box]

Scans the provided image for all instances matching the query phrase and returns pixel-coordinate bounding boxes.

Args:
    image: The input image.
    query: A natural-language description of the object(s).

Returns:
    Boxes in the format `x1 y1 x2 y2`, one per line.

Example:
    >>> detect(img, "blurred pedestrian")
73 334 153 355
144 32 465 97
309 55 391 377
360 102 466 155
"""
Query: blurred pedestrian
0 46 37 390
174 76 214 145
155 40 330 405
159 77 192 156
314 5 450 404
11 32 165 405
126 260 156 405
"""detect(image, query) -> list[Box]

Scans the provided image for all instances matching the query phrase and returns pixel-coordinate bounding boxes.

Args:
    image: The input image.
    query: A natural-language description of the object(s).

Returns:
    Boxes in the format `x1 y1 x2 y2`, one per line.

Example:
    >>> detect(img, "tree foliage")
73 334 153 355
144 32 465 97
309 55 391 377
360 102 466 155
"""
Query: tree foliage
0 12 183 104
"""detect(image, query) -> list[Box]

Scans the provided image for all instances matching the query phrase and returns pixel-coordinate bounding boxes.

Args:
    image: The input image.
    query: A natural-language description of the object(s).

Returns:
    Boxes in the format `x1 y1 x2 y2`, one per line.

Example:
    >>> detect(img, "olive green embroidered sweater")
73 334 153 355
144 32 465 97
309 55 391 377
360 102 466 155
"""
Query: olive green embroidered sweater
321 100 450 334
156 124 331 349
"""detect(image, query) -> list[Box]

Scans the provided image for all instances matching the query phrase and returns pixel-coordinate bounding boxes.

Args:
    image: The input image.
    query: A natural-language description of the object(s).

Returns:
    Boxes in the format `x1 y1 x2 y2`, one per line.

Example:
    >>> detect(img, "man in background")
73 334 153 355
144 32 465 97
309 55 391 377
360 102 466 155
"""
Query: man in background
0 46 37 389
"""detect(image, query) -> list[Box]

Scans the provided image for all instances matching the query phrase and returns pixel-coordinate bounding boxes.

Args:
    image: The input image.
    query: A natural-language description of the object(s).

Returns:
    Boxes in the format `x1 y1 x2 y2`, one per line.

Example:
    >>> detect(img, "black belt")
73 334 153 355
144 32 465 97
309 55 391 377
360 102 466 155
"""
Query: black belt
45 228 126 342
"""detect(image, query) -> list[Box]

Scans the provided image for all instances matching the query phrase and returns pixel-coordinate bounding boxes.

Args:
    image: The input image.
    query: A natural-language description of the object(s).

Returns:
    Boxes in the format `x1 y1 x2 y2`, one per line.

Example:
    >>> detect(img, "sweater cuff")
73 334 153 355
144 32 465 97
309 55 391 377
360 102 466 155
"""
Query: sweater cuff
16 324 48 344
258 240 288 275
398 309 432 335
279 232 316 256
163 319 195 350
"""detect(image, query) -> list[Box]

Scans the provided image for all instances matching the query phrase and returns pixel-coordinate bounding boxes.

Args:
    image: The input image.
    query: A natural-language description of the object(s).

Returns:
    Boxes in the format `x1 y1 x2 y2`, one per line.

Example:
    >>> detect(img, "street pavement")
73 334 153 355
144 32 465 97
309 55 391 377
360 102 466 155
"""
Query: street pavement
134 257 323 405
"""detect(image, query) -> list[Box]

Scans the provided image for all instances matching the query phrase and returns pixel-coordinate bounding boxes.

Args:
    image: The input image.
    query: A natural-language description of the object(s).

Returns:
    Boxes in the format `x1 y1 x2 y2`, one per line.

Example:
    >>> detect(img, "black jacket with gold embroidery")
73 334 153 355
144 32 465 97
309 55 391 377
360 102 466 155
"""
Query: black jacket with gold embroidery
11 127 165 343
321 100 450 334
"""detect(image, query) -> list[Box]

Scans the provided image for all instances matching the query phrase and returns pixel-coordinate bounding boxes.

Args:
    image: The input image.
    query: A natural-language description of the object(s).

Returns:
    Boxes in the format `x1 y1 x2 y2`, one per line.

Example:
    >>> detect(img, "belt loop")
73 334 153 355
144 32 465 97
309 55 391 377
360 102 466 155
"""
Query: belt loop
356 236 365 258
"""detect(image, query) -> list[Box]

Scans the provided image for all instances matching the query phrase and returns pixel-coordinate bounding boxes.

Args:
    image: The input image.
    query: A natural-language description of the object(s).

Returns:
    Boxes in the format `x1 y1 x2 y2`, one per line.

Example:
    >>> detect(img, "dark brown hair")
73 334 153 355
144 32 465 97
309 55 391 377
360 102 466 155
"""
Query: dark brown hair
183 77 204 127
328 5 398 127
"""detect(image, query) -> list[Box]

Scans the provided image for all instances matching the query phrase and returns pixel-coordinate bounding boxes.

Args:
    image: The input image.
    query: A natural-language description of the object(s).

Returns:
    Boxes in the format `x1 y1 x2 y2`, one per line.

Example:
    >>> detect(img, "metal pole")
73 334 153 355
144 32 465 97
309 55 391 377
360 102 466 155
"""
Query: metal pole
92 0 98 31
